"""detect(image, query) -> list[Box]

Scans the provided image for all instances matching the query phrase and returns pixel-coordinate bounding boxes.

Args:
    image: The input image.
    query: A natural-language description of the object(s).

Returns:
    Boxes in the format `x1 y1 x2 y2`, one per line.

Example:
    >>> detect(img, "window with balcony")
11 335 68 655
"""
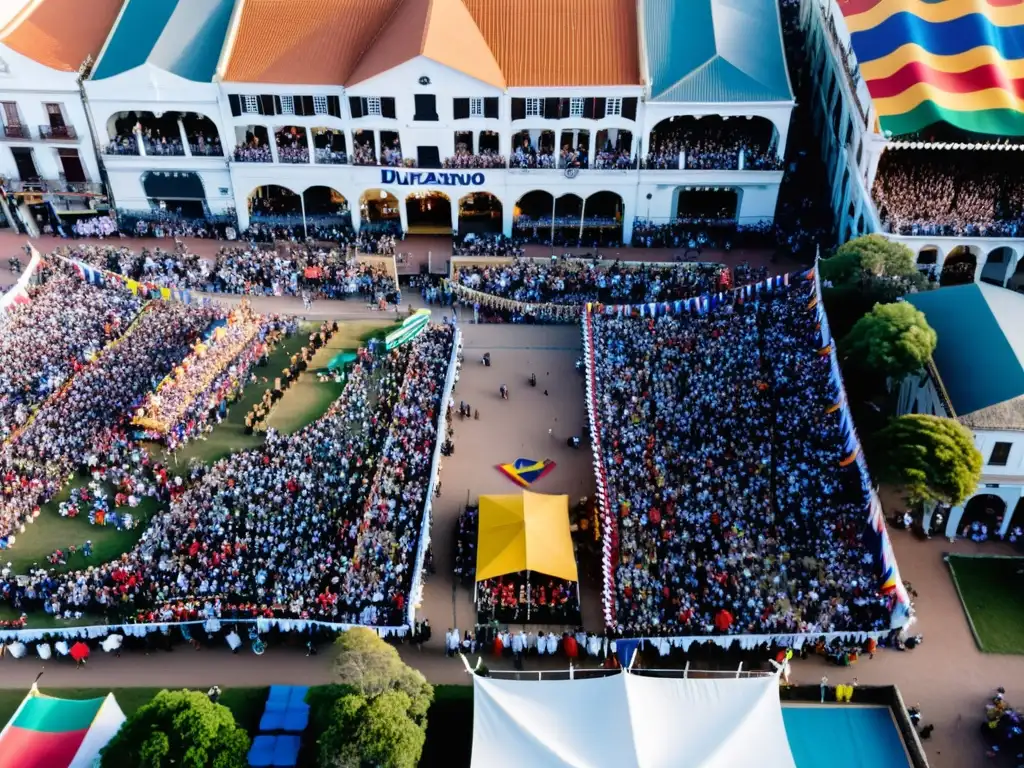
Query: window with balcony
569 98 585 117
279 96 295 115
1 102 26 139
525 98 542 118
605 98 622 117
313 95 329 115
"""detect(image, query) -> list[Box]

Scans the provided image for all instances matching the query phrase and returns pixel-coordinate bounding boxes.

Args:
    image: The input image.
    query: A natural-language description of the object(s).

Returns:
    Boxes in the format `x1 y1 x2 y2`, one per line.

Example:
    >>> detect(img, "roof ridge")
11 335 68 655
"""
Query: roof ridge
420 0 434 54
351 0 408 76
654 53 718 99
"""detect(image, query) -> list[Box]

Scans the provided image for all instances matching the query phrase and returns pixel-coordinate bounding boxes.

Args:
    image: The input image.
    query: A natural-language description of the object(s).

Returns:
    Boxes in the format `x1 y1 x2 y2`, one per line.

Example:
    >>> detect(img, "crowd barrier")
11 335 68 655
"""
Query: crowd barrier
407 324 462 626
0 244 41 315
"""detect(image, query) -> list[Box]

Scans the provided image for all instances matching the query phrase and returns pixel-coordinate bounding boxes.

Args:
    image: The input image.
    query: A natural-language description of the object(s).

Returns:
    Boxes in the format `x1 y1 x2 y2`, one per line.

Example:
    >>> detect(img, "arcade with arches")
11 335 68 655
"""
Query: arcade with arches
512 190 624 246
647 115 778 169
303 186 351 230
940 245 980 287
458 192 503 235
142 171 209 218
249 184 302 224
405 191 453 234
359 189 401 228
105 111 222 156
675 186 740 223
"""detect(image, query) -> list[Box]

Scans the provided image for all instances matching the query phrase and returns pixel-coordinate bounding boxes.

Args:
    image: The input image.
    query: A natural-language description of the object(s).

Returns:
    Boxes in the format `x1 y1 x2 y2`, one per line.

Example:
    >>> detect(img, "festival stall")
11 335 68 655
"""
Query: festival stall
474 491 580 623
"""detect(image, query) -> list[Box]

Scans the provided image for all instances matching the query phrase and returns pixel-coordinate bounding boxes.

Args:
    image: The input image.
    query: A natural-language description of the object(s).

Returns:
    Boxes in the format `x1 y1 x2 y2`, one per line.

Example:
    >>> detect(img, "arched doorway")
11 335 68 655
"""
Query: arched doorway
940 246 978 287
981 247 1016 287
142 171 208 218
406 191 452 234
359 189 401 230
458 192 502 235
582 191 624 247
249 184 302 224
675 187 739 223
512 190 554 241
955 494 1008 541
554 194 584 247
1008 257 1024 293
917 246 939 266
302 187 352 235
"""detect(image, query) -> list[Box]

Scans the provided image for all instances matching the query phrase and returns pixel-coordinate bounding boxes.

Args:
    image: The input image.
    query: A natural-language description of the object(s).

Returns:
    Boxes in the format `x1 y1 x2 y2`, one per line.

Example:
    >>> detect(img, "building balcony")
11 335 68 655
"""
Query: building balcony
233 145 273 163
314 148 349 165
4 178 105 196
37 125 77 141
189 142 224 157
2 125 29 140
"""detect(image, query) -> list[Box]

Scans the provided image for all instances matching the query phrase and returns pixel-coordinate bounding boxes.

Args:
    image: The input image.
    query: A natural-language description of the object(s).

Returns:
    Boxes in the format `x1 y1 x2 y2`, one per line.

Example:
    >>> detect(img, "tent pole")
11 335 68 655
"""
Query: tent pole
527 570 531 621
684 660 690 679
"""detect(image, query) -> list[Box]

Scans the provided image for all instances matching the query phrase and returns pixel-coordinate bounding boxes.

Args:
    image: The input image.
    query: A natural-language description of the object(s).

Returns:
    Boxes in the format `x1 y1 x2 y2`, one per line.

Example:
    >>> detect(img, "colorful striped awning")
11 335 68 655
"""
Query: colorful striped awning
840 0 1024 136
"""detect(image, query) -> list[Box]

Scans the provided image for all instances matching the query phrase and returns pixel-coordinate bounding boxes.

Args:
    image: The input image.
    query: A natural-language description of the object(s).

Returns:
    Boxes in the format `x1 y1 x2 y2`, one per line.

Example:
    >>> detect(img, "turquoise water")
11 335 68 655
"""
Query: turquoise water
783 706 910 768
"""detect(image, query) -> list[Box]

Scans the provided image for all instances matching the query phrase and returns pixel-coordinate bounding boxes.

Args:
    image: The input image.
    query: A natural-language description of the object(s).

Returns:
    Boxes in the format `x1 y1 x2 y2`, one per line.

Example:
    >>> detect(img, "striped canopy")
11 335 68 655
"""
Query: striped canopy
840 0 1024 136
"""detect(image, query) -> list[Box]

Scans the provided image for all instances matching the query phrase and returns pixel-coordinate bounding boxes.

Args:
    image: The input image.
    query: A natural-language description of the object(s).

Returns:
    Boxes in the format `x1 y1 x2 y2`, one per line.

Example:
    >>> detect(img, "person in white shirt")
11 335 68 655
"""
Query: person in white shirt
545 633 559 655
536 631 547 656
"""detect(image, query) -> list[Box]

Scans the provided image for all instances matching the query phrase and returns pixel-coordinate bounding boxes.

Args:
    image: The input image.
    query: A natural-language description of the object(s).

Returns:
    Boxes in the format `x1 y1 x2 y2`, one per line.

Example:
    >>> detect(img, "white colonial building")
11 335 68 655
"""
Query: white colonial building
898 284 1024 539
0 0 119 234
83 0 237 220
801 0 1024 289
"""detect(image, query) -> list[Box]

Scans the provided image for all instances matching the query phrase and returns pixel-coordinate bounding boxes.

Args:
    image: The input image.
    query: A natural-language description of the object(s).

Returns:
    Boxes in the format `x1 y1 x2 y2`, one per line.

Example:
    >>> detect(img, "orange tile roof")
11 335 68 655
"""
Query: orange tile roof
0 0 124 72
463 0 640 87
222 0 401 85
347 0 505 89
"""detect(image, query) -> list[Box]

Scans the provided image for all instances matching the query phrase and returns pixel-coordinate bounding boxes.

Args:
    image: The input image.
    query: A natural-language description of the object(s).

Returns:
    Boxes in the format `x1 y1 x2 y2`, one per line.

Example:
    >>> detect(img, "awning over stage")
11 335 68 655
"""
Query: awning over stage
475 491 578 582
471 672 796 768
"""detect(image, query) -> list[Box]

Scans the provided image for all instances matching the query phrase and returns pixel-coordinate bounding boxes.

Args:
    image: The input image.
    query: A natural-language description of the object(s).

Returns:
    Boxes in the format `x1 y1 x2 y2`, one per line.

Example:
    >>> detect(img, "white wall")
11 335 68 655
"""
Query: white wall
0 44 102 184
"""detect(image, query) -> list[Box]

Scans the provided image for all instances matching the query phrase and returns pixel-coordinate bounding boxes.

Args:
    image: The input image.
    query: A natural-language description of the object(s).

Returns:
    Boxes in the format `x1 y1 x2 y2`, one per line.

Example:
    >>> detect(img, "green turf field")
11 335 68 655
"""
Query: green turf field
948 554 1024 654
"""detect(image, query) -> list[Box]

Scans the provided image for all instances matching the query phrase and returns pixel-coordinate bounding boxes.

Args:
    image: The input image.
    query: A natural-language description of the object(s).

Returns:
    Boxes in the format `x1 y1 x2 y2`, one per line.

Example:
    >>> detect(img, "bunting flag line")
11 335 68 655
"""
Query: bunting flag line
839 0 1024 136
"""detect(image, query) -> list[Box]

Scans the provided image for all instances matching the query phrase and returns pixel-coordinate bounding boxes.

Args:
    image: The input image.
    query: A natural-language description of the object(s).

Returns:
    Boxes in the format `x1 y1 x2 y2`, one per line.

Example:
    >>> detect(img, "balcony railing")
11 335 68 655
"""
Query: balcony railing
105 138 140 156
189 142 223 157
233 145 273 163
143 139 186 157
2 124 29 140
4 178 104 195
38 125 77 141
314 148 349 165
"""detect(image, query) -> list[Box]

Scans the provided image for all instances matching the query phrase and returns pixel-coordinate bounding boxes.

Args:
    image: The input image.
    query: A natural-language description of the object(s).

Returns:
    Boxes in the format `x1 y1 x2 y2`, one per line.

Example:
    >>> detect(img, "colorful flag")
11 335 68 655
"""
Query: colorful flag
496 458 557 488
840 0 1024 136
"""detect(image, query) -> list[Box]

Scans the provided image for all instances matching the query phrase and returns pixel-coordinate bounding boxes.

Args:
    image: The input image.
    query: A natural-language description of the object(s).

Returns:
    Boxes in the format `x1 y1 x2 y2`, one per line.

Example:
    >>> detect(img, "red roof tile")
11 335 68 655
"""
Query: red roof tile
463 0 640 87
222 0 401 85
1 0 124 72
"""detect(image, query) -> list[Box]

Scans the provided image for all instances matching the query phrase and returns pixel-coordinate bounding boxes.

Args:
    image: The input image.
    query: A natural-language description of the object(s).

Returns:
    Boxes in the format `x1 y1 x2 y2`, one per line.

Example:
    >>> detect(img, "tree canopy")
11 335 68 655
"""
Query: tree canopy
821 234 919 284
100 689 249 768
840 301 937 379
315 628 434 768
872 414 982 506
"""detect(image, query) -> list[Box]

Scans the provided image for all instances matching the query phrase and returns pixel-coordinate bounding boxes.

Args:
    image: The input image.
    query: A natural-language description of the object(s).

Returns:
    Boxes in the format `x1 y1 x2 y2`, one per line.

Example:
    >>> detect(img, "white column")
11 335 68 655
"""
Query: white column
973 256 985 284
450 195 459 234
398 196 409 233
178 118 191 156
502 198 514 237
587 138 595 168
1005 250 1020 287
269 129 280 164
374 130 381 163
946 504 966 538
351 202 362 233
306 127 314 164
135 126 145 156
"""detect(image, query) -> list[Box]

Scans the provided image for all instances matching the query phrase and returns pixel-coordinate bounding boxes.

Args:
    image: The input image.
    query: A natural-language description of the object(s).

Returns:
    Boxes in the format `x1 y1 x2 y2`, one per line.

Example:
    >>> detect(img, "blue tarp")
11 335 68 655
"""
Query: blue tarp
272 735 301 767
248 735 275 767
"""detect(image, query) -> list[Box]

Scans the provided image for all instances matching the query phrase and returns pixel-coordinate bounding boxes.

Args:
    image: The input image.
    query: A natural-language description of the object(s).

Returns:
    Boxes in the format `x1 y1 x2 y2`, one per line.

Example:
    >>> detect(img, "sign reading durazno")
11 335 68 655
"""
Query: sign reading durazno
381 169 485 187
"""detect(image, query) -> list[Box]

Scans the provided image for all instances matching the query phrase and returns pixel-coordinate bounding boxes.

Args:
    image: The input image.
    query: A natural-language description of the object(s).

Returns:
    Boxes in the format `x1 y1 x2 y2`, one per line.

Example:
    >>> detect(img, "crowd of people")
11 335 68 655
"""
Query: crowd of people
451 234 525 257
454 258 729 305
0 269 218 544
588 277 895 637
873 149 1024 237
643 122 782 171
510 142 556 169
0 325 454 627
443 146 506 169
233 142 274 163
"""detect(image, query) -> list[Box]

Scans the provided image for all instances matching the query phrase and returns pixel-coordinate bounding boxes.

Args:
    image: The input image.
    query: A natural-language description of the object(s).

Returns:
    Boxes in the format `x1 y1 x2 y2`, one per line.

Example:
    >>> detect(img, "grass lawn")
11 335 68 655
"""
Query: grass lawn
3 483 161 576
948 555 1024 654
0 686 268 736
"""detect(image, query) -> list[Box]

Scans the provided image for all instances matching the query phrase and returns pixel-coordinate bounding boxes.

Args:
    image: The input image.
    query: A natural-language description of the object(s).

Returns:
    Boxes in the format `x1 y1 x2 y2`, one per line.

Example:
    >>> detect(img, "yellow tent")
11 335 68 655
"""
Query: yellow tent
475 491 579 582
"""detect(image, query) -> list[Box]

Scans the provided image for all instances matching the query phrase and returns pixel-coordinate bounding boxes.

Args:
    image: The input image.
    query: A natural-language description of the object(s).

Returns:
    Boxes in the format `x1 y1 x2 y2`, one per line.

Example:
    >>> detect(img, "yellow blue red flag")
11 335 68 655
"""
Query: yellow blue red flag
496 458 556 488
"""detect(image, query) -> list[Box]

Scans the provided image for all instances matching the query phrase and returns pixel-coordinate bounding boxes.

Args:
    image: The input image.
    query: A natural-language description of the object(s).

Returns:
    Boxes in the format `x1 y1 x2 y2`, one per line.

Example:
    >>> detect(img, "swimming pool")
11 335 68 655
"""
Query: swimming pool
782 705 911 768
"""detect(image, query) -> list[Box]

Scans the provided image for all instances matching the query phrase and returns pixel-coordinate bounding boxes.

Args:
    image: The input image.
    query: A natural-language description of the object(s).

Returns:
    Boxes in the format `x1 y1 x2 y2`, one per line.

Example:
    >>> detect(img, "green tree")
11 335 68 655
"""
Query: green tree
873 414 982 505
100 689 249 768
314 628 434 768
840 302 937 379
822 234 919 284
332 627 433 721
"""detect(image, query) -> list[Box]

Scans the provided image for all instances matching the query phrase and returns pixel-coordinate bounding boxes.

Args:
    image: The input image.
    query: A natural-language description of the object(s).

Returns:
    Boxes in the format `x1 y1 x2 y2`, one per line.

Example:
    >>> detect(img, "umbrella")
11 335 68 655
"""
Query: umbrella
100 635 123 653
70 642 89 663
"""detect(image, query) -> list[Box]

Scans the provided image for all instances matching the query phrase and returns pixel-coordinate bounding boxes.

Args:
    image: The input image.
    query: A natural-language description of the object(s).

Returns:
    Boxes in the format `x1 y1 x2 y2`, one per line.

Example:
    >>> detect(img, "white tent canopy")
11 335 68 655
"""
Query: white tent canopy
471 672 797 768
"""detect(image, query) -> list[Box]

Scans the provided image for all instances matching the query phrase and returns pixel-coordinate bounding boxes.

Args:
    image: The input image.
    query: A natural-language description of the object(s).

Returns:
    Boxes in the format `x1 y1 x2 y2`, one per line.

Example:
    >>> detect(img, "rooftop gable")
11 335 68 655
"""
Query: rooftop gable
348 0 504 89
91 0 234 82
0 0 124 73
643 0 792 103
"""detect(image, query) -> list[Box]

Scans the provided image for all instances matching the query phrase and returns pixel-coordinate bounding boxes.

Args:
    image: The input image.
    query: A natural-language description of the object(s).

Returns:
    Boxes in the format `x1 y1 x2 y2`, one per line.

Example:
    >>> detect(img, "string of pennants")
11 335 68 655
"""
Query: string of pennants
61 255 207 306
586 273 794 318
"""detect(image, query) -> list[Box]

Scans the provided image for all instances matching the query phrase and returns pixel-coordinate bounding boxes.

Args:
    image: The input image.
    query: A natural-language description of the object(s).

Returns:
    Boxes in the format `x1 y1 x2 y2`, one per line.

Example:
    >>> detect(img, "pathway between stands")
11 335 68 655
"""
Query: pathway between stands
0 232 1010 767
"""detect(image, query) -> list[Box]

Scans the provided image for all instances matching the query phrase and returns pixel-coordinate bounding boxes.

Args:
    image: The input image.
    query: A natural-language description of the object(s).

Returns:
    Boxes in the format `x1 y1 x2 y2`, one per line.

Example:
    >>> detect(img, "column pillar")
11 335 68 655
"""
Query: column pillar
178 118 191 156
450 194 459 235
374 130 381 163
1006 251 1021 288
973 255 985 284
351 201 362 233
307 127 314 164
269 128 280 164
398 195 409 234
134 126 145 156
946 504 966 538
587 138 595 168
502 197 514 237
